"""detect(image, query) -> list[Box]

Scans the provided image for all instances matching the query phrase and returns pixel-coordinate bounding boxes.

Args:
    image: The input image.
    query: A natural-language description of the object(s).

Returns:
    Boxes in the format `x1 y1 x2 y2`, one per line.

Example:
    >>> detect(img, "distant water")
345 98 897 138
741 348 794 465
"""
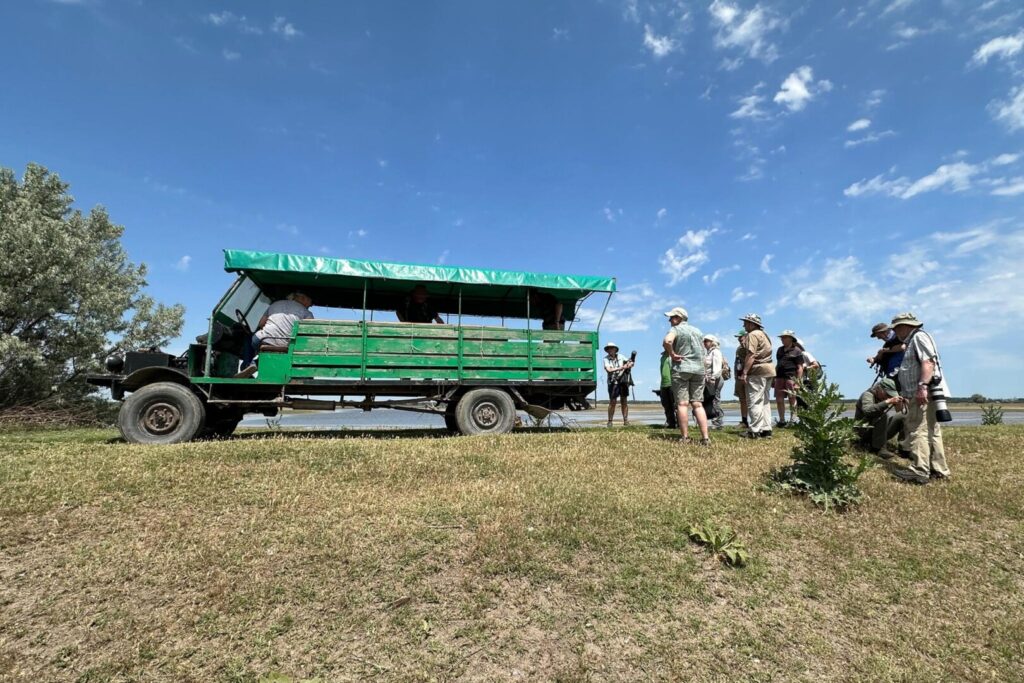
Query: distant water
240 406 1020 430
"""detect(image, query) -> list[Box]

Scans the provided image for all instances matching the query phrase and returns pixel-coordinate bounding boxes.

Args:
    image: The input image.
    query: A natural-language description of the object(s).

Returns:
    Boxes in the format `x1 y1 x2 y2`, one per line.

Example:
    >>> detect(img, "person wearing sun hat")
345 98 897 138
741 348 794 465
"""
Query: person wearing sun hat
603 341 634 427
774 330 805 428
702 334 725 429
662 307 711 445
732 329 749 428
889 312 951 484
736 313 776 438
854 377 906 459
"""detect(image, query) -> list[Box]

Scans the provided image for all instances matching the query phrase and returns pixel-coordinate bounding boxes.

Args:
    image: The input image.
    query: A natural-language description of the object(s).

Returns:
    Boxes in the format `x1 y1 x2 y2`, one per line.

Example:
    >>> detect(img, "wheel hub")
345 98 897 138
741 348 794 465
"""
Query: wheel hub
473 401 499 428
142 401 182 435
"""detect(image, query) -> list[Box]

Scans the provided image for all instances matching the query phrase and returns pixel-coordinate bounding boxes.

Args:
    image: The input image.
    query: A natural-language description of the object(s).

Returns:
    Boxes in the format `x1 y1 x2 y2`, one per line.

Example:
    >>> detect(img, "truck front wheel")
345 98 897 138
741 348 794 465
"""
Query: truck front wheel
454 388 516 436
118 382 206 445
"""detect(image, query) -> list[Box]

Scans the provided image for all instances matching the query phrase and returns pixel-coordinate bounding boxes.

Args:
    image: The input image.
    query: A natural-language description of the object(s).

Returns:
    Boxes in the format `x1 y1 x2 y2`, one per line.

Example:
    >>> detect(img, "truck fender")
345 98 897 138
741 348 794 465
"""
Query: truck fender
120 367 192 393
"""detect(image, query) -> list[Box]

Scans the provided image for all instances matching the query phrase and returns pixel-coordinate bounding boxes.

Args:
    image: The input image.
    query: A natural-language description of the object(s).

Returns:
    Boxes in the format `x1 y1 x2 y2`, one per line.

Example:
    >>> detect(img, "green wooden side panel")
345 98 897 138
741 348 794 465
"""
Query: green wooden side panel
266 320 598 383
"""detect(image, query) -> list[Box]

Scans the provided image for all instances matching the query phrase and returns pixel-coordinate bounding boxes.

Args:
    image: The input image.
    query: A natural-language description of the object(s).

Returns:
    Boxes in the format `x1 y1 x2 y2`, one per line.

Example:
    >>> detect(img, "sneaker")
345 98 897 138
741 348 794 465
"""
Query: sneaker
875 448 896 460
233 365 257 379
607 421 613 428
698 438 712 447
741 431 759 439
775 420 788 429
930 471 950 481
894 468 929 485
759 430 773 439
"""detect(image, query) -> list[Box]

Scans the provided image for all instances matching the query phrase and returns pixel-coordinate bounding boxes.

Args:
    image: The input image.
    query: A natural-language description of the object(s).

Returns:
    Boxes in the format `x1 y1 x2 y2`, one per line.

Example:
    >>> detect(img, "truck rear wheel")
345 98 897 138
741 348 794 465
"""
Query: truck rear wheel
118 382 205 445
454 388 516 436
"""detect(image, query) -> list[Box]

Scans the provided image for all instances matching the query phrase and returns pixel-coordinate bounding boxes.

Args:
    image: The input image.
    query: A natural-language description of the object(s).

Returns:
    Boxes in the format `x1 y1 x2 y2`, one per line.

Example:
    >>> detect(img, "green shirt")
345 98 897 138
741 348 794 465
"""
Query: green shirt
660 353 672 388
666 322 706 375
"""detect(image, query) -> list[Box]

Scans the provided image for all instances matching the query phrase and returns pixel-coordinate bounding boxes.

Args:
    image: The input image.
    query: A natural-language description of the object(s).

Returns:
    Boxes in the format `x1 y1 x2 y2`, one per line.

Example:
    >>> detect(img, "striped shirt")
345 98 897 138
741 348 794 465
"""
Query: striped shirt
897 329 940 398
665 322 706 375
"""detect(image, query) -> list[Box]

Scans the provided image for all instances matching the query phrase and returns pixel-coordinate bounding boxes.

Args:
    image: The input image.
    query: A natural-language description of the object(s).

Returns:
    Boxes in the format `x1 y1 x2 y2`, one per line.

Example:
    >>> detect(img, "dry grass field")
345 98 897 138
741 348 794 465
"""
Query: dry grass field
1 425 1023 682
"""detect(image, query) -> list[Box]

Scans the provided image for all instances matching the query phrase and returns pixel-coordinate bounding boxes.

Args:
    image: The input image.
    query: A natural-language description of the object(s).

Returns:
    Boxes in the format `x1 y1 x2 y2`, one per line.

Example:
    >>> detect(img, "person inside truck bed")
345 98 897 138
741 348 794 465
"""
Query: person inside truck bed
397 285 445 324
236 291 314 377
529 289 565 330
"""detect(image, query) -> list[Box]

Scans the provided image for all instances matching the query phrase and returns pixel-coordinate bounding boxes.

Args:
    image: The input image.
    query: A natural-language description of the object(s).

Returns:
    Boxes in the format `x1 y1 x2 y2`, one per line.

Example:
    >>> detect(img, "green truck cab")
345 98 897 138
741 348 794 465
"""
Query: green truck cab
89 250 616 444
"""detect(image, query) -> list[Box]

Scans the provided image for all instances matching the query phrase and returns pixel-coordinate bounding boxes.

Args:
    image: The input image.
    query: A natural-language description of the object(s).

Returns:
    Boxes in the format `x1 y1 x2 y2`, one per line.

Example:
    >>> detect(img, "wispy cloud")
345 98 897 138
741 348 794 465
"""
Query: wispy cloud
730 91 769 120
173 255 192 272
970 30 1024 65
271 16 303 40
773 66 832 112
205 11 263 35
437 249 450 265
656 207 668 221
575 282 669 332
703 264 739 284
222 48 241 61
847 118 871 132
844 130 896 148
643 24 678 58
760 254 774 273
730 286 756 302
844 153 1022 199
661 228 717 285
708 0 785 65
989 86 1024 132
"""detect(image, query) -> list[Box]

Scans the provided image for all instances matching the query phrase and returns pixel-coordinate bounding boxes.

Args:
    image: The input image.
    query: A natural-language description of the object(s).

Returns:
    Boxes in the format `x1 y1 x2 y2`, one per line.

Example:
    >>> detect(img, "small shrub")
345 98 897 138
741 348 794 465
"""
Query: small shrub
981 404 1004 426
686 522 750 567
767 372 868 511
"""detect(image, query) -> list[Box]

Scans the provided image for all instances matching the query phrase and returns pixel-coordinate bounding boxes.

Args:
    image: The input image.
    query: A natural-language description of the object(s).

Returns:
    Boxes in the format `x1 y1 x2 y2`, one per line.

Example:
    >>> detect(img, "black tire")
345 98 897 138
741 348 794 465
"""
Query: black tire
117 382 206 445
443 402 459 434
454 388 516 436
202 405 244 439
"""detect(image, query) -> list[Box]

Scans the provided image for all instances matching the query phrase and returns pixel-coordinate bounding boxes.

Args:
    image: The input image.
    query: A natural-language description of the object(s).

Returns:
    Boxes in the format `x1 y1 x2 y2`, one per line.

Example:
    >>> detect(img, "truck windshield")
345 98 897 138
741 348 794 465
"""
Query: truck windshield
218 276 270 329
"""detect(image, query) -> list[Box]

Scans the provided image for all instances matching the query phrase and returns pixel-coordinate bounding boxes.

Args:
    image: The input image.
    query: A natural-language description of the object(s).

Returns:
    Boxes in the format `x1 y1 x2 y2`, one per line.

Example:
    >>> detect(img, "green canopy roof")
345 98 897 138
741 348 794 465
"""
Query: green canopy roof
223 250 615 319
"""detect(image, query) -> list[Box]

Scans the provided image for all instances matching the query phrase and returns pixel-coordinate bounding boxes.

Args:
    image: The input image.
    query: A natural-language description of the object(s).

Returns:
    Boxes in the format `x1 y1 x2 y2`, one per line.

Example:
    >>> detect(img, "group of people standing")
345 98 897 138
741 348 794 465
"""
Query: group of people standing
603 309 952 484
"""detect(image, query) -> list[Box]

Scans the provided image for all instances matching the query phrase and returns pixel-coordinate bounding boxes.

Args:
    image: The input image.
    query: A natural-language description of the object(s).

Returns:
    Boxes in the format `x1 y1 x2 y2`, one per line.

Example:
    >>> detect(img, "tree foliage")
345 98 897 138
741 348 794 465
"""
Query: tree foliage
0 163 184 408
767 372 868 510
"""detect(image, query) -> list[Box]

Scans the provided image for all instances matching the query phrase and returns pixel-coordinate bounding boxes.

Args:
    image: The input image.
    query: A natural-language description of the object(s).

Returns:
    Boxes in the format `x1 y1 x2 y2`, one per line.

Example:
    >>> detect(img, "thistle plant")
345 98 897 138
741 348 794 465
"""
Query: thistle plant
981 404 1004 426
767 372 868 510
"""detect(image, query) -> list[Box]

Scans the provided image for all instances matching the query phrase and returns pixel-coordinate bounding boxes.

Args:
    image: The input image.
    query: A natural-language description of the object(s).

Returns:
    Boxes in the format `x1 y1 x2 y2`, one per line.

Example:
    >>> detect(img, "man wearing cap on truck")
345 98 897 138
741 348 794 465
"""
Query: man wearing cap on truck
854 377 906 459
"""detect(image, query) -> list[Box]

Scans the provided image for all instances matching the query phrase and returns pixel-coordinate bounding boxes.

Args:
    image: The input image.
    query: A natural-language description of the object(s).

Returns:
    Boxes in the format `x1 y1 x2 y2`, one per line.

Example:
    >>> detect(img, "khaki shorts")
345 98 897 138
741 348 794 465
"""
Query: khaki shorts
671 372 705 405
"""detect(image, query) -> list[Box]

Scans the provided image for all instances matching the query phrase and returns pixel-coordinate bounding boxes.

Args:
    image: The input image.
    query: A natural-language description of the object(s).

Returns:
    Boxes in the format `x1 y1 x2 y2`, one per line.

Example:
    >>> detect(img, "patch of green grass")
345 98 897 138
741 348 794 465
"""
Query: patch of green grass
1 426 1023 681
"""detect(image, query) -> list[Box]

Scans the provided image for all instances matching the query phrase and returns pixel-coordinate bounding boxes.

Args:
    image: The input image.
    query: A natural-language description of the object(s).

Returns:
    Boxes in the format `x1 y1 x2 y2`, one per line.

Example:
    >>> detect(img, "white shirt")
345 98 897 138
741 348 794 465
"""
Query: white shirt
704 347 723 380
256 299 314 346
604 353 626 374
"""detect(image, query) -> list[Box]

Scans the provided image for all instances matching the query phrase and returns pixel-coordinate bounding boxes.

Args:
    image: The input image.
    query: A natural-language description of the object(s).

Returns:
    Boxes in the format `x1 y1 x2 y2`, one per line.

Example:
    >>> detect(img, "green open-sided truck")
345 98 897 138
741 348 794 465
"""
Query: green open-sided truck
88 250 616 444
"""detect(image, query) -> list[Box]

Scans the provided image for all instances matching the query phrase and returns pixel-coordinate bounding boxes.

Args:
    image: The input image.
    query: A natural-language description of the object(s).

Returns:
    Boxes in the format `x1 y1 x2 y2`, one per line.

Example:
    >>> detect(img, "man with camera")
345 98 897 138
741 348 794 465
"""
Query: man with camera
890 312 951 484
662 307 711 446
603 342 635 427
854 377 906 459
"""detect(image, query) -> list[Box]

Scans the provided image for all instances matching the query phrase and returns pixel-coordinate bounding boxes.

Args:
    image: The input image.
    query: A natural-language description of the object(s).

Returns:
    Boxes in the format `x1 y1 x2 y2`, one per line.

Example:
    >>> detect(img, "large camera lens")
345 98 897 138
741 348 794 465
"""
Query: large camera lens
929 383 953 423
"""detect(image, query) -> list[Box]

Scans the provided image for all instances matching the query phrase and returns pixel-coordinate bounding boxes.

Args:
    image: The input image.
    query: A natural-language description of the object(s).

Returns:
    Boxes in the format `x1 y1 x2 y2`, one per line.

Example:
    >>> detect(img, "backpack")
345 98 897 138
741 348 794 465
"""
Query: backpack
721 356 732 380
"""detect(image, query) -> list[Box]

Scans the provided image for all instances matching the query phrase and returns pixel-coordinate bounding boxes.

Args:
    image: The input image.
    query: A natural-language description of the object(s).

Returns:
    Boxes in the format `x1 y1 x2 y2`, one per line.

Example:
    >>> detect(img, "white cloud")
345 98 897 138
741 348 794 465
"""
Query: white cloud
887 246 938 280
205 11 263 35
347 228 368 239
643 24 679 58
730 88 769 120
173 255 192 272
773 66 832 112
866 89 886 109
437 249 450 265
603 206 620 222
741 232 756 241
708 0 785 65
222 48 241 61
932 225 1000 254
703 264 739 284
844 130 896 148
992 153 1020 165
989 86 1024 131
656 207 668 221
730 287 756 302
760 254 774 273
660 228 717 285
882 0 915 15
575 283 667 332
971 31 1024 65
552 28 570 41
276 223 299 236
991 178 1024 196
271 16 303 39
845 161 984 199
847 118 871 132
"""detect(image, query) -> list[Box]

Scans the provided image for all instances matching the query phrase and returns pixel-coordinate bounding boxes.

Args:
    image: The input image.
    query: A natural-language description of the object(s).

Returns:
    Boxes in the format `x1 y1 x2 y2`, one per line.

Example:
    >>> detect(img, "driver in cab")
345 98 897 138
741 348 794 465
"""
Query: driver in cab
236 291 313 377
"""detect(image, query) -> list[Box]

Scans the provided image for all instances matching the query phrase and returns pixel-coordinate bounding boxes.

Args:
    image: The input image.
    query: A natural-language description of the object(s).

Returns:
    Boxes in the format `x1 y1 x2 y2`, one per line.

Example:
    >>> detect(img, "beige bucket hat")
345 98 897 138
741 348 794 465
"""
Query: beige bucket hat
739 313 764 328
890 312 923 328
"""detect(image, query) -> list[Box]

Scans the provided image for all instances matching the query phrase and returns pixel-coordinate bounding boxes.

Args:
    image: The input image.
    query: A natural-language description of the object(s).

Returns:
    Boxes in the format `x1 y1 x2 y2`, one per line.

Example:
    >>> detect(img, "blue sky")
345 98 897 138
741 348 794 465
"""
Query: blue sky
2 0 1023 398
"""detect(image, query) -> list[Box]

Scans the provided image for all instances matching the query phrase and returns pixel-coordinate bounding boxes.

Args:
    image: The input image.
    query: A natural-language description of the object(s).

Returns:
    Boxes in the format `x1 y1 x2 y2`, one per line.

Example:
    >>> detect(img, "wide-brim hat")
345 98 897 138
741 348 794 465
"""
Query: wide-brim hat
702 334 719 344
875 377 899 398
664 307 688 319
890 312 923 328
603 341 619 351
778 329 797 340
739 313 763 328
870 322 890 338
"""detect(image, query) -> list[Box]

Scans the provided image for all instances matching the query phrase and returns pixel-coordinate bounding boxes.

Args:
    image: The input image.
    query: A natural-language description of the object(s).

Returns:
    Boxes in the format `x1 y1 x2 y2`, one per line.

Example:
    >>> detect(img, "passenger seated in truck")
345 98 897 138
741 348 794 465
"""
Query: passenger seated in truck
397 285 444 324
236 292 314 377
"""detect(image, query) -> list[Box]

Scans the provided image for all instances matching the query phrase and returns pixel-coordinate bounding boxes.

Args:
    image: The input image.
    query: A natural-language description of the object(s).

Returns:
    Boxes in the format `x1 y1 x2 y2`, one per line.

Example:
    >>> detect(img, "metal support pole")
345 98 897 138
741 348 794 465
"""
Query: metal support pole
360 281 368 381
526 291 533 381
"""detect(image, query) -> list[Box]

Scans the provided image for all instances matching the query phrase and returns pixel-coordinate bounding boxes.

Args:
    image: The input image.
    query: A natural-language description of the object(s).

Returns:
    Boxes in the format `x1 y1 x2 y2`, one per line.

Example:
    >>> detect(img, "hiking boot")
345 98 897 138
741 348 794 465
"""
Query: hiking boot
698 438 712 447
875 448 896 460
898 449 913 460
233 365 257 379
894 468 929 485
606 421 613 428
775 420 788 429
930 471 950 481
741 431 759 439
759 430 773 439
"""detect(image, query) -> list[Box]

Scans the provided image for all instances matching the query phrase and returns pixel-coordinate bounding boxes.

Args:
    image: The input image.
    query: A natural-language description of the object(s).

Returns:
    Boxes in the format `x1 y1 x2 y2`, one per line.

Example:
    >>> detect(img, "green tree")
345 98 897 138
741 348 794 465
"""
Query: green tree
0 163 184 408
970 393 987 404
